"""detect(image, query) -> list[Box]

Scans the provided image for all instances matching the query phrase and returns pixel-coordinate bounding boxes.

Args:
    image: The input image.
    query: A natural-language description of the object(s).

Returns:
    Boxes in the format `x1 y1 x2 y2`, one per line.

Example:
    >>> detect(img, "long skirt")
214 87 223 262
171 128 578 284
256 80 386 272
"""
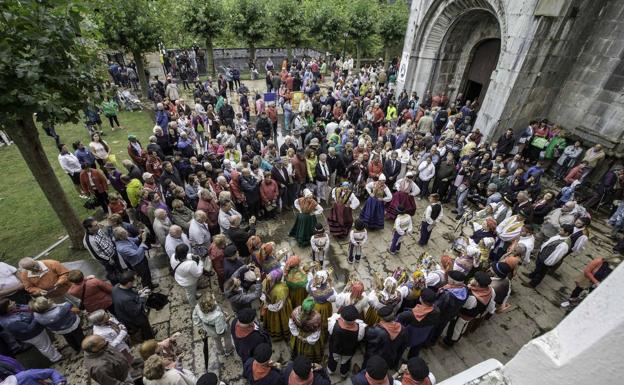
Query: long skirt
385 191 417 220
364 306 380 326
290 336 323 363
289 287 308 309
314 302 333 345
359 197 385 230
327 203 353 237
263 300 293 342
289 213 317 247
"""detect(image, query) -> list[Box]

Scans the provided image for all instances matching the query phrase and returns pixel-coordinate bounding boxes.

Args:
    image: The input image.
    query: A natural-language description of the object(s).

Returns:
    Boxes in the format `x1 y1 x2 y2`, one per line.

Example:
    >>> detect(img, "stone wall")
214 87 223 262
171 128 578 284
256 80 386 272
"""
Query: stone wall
546 0 624 152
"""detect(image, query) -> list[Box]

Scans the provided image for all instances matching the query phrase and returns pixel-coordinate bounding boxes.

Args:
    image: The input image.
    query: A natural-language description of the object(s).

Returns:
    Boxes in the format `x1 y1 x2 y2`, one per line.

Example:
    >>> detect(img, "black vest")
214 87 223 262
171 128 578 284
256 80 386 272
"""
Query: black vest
329 320 359 356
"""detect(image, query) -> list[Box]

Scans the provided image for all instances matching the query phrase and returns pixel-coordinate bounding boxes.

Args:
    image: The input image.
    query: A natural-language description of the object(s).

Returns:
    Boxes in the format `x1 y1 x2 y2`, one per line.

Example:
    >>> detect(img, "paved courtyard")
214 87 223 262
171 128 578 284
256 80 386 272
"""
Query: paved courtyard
17 187 616 384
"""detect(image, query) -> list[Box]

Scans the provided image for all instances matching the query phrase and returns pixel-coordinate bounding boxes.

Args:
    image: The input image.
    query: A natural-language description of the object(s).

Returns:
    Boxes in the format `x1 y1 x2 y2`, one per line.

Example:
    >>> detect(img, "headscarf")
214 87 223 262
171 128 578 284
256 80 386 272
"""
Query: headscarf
350 281 364 300
314 270 328 285
246 235 262 254
485 217 497 232
301 297 315 313
284 255 301 276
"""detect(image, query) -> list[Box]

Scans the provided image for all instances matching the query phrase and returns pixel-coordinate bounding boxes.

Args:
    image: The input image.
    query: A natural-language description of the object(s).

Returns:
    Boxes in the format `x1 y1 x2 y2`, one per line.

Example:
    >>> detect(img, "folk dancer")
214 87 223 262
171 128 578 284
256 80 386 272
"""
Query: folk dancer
359 175 392 230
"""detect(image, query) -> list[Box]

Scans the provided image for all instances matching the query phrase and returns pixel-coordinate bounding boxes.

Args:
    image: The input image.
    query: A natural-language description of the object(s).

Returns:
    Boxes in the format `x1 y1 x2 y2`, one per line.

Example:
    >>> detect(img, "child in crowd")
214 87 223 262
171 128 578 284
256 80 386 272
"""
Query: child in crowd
389 205 413 255
348 219 368 264
310 223 330 265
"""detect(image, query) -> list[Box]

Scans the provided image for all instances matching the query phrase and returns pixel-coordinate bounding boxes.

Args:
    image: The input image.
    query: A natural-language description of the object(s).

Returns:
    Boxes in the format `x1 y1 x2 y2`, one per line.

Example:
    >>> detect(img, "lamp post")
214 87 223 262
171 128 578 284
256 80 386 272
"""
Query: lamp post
342 32 348 59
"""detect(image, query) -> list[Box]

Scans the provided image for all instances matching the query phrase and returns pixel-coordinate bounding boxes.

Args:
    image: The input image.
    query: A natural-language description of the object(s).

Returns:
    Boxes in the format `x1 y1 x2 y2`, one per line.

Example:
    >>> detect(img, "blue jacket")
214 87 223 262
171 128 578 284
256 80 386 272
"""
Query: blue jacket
33 302 78 333
115 237 147 267
0 305 44 340
156 110 169 133
15 368 66 385
74 148 95 166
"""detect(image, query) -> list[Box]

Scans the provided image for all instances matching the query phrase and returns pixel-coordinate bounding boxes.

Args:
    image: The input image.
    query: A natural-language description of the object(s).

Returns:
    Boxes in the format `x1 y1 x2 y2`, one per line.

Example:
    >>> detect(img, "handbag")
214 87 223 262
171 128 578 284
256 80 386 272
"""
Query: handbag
83 196 98 210
145 292 169 310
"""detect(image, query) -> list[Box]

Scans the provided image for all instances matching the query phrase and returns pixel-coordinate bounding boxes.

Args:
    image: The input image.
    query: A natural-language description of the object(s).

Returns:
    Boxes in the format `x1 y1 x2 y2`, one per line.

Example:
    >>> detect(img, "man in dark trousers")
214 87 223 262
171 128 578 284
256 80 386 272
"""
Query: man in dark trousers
383 151 401 190
429 270 468 343
327 305 366 377
363 305 408 369
283 355 330 385
219 98 235 128
111 271 154 340
225 215 256 259
243 343 284 385
231 308 271 363
397 288 440 358
351 355 394 385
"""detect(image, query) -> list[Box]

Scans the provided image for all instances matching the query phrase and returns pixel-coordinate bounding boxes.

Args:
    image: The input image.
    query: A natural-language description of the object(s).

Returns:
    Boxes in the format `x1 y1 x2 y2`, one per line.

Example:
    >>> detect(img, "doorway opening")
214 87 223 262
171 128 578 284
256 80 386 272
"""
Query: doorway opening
462 38 501 104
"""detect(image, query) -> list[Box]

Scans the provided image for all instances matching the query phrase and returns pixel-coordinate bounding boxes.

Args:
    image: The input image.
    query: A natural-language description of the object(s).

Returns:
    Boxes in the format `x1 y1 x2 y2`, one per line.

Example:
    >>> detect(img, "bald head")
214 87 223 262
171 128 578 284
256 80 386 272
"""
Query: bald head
113 226 129 240
18 257 37 270
154 208 167 220
82 334 107 353
230 215 242 227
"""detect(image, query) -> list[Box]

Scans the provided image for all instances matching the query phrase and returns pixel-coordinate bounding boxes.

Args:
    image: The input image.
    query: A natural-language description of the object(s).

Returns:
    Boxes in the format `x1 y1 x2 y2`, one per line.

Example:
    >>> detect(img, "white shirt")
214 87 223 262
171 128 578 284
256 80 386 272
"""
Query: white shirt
218 208 241 234
331 188 360 210
170 253 204 287
394 214 413 235
298 99 313 114
394 178 420 196
462 288 496 315
571 227 588 252
518 235 535 265
327 313 366 340
0 262 21 293
58 153 82 174
365 182 392 202
325 122 339 137
294 199 323 214
165 233 191 258
418 161 436 181
541 235 570 266
189 219 211 247
424 204 443 224
92 315 129 352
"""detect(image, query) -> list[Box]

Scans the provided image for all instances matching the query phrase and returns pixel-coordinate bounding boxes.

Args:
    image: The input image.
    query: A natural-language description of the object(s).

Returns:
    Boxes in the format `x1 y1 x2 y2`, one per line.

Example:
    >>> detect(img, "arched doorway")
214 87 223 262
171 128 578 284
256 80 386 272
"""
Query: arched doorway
462 38 501 104
429 9 501 104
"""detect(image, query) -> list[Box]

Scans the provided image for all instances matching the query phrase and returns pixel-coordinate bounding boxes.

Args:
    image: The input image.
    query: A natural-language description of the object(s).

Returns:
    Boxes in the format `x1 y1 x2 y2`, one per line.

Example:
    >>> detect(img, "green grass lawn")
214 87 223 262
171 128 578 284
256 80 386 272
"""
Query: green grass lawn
0 110 157 265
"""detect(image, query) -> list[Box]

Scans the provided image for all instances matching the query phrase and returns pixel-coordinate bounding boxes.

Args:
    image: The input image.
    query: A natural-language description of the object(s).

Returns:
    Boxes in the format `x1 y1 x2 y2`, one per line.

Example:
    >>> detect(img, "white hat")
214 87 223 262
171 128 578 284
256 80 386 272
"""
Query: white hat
378 174 386 181
303 189 313 198
406 171 414 177
425 272 441 287
142 172 153 180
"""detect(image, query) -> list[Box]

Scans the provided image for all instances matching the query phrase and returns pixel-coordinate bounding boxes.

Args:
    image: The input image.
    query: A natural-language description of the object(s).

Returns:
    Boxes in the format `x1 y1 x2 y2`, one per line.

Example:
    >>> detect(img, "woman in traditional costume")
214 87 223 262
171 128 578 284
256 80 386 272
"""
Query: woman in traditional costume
359 174 392 230
306 270 336 344
246 235 263 264
284 255 308 309
386 171 420 220
289 298 323 363
289 189 323 247
254 242 281 275
327 182 360 237
334 280 368 319
364 277 408 326
400 270 427 311
261 269 292 342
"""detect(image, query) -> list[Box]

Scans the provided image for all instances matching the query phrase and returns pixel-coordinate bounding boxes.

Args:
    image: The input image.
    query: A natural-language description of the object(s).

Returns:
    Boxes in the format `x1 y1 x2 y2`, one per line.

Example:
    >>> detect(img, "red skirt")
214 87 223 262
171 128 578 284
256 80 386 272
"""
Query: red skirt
385 191 416 220
327 203 353 237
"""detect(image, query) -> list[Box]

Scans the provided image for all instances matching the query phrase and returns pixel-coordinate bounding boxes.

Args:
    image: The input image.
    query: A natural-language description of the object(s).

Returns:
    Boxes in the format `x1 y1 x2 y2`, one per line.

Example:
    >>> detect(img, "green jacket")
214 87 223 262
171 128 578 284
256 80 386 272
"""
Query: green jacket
101 100 118 117
126 178 143 207
544 136 566 159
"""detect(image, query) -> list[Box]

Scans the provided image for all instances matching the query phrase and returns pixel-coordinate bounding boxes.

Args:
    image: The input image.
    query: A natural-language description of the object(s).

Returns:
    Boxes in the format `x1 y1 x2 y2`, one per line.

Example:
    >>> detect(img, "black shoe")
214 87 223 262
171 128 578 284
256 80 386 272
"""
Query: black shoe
455 214 462 220
451 209 458 214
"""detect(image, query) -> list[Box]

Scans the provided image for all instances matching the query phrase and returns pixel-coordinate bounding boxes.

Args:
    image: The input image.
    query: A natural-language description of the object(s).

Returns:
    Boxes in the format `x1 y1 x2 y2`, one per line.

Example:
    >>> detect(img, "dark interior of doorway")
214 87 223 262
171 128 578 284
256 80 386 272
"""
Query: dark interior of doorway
464 80 482 104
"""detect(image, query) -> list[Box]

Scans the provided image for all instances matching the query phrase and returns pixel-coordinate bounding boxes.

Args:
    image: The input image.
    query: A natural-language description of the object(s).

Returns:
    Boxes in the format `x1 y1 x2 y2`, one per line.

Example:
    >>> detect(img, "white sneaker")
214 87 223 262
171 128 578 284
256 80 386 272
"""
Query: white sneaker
560 301 570 308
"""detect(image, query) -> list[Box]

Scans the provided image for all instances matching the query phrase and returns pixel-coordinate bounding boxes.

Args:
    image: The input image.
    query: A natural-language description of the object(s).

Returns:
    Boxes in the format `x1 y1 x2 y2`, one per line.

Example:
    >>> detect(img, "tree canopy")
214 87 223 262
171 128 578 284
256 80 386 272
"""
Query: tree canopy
182 0 227 75
227 0 269 61
269 0 309 60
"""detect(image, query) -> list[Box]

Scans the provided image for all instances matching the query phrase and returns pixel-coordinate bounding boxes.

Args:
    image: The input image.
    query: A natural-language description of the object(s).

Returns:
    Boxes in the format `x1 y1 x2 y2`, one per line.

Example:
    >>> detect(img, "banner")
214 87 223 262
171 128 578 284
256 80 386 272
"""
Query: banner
264 92 277 103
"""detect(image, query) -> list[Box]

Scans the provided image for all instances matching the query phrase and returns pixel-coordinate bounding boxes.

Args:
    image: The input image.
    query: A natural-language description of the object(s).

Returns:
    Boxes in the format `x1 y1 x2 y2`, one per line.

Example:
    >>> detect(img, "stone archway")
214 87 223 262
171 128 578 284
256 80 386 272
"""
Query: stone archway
428 9 502 103
402 0 507 96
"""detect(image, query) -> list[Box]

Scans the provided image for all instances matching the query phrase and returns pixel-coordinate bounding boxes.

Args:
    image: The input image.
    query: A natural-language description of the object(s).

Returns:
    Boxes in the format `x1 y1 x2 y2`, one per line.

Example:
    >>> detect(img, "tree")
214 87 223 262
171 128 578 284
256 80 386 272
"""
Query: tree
95 0 160 97
304 0 348 53
378 1 409 67
228 0 268 64
270 0 308 60
346 0 379 69
0 0 102 249
182 0 226 77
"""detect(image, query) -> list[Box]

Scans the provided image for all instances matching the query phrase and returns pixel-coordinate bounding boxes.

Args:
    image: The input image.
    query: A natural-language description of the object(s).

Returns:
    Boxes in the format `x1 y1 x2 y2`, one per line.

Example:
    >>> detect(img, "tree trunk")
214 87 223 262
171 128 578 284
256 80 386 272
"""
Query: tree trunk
286 42 293 62
132 50 148 99
249 42 256 66
12 116 85 250
356 42 361 70
206 37 216 77
384 46 390 69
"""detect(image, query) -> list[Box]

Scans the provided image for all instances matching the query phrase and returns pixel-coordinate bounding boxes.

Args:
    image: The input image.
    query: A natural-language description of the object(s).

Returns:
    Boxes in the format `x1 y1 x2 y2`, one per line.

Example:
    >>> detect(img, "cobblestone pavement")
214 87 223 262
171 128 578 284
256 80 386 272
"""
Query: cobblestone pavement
28 193 615 384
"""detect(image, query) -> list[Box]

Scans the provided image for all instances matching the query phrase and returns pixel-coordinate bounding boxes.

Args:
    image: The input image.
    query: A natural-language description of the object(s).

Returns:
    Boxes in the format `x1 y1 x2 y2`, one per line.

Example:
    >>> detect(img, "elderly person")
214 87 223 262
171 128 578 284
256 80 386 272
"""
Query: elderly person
143 354 196 385
189 210 212 257
208 234 228 291
171 199 194 233
165 225 191 258
88 309 134 364
193 293 234 368
152 208 172 247
82 334 132 385
67 270 113 313
0 261 27 304
170 244 205 309
113 227 157 290
218 199 241 234
18 257 70 300
83 217 126 284
225 215 257 258
31 296 84 352
0 298 63 362
197 189 220 235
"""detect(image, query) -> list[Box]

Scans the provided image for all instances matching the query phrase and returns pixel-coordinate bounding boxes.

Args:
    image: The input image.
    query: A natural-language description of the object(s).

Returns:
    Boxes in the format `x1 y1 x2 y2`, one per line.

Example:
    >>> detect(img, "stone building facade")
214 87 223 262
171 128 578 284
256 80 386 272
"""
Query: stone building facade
397 0 624 155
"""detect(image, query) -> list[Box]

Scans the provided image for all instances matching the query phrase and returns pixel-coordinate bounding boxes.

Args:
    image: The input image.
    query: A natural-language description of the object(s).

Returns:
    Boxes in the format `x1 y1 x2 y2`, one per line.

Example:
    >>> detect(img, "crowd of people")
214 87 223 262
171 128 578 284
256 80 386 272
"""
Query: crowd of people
1 53 623 385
